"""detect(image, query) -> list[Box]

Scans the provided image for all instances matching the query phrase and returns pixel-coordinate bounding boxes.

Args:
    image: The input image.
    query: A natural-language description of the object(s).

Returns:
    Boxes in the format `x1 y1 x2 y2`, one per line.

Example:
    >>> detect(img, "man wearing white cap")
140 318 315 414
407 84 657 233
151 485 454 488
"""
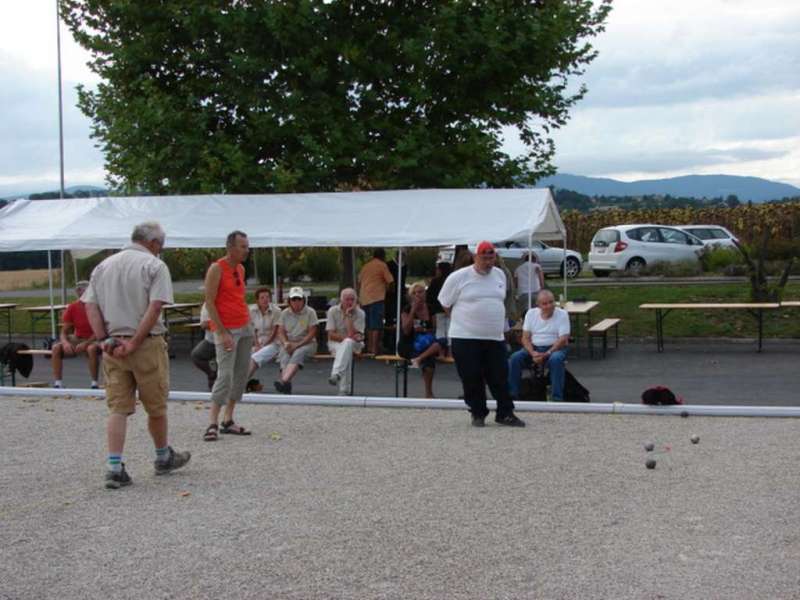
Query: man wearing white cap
274 287 319 394
51 280 100 389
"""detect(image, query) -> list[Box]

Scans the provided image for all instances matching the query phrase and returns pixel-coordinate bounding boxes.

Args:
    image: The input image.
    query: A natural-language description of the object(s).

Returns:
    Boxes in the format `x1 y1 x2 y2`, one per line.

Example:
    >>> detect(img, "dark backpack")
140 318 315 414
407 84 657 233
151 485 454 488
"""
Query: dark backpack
641 386 683 405
563 369 590 403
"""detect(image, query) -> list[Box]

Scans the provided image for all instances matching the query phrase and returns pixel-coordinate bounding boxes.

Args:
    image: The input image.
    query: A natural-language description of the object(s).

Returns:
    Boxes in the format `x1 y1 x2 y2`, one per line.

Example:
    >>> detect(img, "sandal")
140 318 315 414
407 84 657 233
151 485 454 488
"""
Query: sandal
203 423 219 442
220 420 251 436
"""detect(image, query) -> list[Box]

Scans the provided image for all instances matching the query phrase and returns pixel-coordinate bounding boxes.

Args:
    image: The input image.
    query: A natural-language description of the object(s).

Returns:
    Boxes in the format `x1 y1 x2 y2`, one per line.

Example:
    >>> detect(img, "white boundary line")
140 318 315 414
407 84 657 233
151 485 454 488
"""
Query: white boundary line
2 386 799 417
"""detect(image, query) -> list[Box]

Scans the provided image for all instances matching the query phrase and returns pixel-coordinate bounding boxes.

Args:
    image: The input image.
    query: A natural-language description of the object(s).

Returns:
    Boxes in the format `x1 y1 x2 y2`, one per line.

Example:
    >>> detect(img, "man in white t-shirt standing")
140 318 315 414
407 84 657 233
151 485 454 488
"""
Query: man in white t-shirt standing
438 241 525 427
514 252 544 317
508 289 570 402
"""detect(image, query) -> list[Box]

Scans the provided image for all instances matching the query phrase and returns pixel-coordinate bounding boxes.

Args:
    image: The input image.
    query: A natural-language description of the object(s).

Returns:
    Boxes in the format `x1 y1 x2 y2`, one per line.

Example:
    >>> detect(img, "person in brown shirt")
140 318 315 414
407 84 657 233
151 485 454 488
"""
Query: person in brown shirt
84 221 191 489
357 248 394 354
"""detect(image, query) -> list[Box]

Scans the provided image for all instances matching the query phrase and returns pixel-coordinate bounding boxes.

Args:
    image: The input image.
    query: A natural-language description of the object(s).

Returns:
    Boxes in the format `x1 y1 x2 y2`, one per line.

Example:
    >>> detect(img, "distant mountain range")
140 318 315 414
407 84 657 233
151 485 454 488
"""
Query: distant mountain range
536 173 800 203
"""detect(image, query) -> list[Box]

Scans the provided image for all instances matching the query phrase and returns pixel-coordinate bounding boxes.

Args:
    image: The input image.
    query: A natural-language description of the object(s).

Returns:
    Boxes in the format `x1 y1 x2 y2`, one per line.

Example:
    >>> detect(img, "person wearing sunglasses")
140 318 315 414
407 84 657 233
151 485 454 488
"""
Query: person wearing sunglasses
203 230 254 441
437 240 525 428
274 287 319 394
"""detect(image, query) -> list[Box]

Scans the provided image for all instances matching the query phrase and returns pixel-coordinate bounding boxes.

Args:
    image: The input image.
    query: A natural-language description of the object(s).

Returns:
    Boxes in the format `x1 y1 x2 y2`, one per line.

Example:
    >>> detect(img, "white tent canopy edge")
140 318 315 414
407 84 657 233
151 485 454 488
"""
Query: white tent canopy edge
0 188 565 251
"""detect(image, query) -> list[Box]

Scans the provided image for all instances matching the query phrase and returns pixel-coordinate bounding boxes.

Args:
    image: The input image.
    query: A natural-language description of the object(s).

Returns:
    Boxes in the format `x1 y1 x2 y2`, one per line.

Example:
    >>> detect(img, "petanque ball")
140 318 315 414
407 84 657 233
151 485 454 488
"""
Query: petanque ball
690 435 700 444
644 442 655 452
680 411 689 418
645 459 657 469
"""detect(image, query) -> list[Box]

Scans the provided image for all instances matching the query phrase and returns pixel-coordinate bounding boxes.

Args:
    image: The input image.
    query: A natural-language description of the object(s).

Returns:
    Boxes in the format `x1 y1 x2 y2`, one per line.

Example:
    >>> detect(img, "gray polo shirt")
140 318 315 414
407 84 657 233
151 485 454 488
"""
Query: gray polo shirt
279 305 318 343
83 243 174 336
326 304 365 336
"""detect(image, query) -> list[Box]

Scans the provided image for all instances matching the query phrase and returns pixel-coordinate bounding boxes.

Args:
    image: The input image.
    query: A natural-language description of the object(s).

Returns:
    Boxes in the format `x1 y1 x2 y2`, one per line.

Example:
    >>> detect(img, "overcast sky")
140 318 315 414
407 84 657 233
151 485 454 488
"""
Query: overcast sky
1 0 798 196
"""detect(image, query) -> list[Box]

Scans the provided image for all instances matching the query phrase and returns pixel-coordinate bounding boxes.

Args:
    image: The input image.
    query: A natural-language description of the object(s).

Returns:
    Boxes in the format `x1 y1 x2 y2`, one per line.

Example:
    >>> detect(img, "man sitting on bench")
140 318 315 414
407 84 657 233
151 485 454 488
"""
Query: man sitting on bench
508 290 570 402
326 287 365 396
52 280 100 389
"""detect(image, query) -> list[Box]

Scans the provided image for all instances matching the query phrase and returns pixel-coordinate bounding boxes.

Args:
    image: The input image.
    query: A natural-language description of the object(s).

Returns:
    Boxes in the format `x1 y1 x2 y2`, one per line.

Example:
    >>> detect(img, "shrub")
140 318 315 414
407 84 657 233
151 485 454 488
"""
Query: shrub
302 248 341 281
699 247 743 273
253 248 289 284
404 248 438 277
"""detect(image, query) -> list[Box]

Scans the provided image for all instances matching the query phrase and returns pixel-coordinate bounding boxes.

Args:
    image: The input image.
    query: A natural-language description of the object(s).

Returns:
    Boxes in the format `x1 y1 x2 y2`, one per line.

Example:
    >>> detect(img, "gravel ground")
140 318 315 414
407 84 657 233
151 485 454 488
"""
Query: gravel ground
1 396 799 600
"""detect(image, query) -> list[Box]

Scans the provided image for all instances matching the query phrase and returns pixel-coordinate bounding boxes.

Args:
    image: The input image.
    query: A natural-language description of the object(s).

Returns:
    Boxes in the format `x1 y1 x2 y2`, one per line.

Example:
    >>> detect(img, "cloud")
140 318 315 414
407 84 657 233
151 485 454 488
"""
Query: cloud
0 56 104 184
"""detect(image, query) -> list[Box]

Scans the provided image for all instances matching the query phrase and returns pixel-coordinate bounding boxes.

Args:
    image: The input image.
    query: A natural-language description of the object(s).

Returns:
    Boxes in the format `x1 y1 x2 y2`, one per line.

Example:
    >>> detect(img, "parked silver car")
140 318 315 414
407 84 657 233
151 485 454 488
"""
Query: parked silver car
678 225 739 249
438 241 583 278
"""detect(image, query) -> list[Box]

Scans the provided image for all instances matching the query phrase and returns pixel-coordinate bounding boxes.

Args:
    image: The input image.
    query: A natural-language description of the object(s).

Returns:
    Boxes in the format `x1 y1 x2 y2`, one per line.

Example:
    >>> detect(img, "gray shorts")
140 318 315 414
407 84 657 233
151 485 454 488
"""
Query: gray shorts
278 342 317 369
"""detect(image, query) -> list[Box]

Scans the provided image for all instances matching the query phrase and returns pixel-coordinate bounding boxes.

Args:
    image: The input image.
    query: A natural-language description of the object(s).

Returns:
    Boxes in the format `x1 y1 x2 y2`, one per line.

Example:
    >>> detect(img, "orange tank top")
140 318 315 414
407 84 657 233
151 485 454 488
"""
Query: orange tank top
213 258 250 329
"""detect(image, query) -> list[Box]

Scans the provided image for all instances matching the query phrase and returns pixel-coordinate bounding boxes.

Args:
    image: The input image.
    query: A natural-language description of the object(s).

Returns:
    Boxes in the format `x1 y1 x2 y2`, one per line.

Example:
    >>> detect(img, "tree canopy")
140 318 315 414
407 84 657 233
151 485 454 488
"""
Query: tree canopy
62 0 612 194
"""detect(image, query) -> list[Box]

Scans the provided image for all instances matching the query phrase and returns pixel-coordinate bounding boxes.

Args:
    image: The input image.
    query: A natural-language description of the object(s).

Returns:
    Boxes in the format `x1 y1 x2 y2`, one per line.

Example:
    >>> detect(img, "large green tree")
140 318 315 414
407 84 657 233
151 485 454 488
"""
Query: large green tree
62 1 611 194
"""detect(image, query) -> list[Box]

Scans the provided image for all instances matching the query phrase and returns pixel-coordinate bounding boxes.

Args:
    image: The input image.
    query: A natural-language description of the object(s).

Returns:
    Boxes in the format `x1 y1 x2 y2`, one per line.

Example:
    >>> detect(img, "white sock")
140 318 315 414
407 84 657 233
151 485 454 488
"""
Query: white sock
53 380 63 388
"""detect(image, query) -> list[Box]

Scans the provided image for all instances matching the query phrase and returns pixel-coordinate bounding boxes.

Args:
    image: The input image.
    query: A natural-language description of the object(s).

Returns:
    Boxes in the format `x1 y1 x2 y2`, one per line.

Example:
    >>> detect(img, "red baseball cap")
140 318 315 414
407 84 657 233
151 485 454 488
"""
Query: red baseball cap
476 241 496 255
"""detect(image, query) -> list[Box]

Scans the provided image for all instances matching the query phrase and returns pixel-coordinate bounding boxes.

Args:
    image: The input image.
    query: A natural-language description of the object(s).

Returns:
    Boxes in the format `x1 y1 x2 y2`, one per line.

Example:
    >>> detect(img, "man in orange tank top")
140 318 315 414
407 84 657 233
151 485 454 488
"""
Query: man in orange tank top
203 230 254 441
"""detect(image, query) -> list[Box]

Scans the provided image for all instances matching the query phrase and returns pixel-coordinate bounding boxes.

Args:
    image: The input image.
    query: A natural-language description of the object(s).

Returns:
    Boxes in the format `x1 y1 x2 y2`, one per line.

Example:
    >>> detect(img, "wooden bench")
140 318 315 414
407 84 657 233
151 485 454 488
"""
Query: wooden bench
588 318 621 358
374 354 410 397
15 349 53 357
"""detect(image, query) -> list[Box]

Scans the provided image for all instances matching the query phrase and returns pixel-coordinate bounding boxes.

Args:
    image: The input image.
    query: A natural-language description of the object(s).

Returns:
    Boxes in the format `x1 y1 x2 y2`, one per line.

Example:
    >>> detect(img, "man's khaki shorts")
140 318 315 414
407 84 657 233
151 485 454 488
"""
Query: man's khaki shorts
64 335 93 348
103 336 169 417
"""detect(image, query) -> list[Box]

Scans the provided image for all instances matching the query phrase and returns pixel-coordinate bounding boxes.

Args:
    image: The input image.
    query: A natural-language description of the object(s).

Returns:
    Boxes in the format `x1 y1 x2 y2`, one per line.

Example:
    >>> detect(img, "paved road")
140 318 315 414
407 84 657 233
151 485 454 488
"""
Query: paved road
13 335 800 407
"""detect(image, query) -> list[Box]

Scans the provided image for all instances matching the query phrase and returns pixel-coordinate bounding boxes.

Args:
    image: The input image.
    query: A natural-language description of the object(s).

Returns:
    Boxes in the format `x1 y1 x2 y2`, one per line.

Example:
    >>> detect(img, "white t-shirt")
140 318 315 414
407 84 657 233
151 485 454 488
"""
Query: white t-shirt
514 262 543 295
437 265 507 341
522 307 571 347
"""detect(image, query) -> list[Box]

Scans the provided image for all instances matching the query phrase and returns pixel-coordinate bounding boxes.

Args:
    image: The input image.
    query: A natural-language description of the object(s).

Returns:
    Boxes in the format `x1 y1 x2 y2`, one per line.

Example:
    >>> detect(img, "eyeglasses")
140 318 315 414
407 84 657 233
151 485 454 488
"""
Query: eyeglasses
289 297 304 302
478 251 496 258
233 272 241 287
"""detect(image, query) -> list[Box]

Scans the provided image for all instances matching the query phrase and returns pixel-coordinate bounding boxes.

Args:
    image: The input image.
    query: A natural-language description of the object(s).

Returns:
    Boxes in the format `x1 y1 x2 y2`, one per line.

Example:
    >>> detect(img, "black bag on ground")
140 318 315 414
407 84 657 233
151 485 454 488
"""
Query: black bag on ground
519 372 548 402
641 386 683 405
563 369 590 403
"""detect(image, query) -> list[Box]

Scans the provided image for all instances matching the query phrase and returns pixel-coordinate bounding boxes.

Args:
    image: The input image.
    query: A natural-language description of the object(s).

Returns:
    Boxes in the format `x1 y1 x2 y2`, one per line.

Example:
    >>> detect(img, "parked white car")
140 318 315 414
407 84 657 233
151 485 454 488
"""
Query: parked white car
588 224 705 277
678 225 739 249
438 240 583 278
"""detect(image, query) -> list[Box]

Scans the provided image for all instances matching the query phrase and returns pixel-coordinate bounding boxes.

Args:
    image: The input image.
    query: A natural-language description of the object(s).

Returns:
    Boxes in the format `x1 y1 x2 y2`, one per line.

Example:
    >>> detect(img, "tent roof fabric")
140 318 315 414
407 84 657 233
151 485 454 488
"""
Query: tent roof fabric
0 189 564 251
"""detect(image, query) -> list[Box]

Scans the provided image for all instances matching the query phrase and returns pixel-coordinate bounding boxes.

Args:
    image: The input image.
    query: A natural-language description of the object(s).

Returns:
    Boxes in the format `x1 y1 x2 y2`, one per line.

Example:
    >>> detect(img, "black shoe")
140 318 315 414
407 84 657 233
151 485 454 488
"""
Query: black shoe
471 415 486 428
105 464 133 489
154 446 191 475
495 414 526 427
274 380 292 394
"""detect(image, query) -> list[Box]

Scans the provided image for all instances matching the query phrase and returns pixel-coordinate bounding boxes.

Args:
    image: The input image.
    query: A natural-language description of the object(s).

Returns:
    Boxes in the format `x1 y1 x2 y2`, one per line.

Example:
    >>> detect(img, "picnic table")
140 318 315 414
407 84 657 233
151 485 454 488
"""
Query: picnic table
0 303 18 343
639 302 781 353
563 300 600 356
18 304 67 346
162 302 201 355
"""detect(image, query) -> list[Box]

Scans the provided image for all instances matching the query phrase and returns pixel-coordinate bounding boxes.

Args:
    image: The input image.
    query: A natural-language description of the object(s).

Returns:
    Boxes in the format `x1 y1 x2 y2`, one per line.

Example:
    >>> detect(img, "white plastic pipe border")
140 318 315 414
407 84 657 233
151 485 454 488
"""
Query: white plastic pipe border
2 386 799 417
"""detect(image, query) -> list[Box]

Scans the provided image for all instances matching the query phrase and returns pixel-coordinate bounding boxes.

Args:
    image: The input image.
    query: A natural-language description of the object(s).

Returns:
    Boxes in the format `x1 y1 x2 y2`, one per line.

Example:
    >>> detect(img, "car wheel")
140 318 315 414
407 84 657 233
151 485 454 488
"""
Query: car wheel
626 257 646 274
592 269 611 278
561 257 581 279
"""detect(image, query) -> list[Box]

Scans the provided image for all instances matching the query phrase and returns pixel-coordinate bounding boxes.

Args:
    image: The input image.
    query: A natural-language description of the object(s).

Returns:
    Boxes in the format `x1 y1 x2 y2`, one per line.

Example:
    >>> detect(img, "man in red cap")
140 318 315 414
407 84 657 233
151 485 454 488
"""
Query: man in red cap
437 241 525 427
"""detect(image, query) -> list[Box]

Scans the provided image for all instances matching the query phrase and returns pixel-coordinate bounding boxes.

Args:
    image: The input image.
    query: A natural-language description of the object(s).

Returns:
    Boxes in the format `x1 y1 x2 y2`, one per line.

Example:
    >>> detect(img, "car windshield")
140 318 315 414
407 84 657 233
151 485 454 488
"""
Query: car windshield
710 229 730 239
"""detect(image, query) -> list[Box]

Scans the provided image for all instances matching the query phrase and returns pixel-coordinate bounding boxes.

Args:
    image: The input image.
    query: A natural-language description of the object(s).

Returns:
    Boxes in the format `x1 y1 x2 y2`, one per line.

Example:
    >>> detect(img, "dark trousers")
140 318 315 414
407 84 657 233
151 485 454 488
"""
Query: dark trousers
451 338 515 419
190 339 217 389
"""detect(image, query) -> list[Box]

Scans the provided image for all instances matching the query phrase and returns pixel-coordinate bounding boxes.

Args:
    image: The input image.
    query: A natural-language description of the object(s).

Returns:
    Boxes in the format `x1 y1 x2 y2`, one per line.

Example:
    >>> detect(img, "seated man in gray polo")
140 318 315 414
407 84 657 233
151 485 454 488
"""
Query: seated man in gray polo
326 287 366 396
273 287 318 394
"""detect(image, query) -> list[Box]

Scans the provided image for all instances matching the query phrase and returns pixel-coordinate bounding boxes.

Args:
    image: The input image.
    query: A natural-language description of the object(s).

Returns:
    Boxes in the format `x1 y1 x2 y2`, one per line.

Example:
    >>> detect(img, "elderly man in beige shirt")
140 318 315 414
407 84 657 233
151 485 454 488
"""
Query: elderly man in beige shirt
84 221 190 490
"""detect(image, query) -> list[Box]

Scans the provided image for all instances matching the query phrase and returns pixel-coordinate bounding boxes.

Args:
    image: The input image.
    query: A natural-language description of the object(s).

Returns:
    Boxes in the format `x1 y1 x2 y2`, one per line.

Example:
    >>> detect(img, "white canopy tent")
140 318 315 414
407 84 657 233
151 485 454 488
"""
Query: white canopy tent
0 189 564 250
0 189 568 341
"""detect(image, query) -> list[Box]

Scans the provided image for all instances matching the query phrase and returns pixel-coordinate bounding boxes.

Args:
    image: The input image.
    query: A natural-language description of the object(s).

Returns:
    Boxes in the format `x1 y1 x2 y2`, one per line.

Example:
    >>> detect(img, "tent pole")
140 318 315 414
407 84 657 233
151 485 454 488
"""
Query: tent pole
47 251 56 340
272 248 278 297
251 247 258 283
527 231 533 313
562 234 568 302
395 248 402 352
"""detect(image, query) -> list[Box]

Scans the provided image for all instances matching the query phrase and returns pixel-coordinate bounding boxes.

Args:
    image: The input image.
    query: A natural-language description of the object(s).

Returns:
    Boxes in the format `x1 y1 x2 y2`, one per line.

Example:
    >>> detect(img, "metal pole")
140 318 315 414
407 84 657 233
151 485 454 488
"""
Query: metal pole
272 247 278 295
56 0 67 304
47 251 56 340
562 234 568 302
395 248 402 352
527 231 533 312
251 247 258 283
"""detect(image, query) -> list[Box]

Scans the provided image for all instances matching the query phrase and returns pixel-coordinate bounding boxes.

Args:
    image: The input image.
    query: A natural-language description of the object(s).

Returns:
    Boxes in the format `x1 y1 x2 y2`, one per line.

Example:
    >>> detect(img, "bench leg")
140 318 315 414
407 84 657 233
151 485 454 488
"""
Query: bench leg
602 332 607 358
